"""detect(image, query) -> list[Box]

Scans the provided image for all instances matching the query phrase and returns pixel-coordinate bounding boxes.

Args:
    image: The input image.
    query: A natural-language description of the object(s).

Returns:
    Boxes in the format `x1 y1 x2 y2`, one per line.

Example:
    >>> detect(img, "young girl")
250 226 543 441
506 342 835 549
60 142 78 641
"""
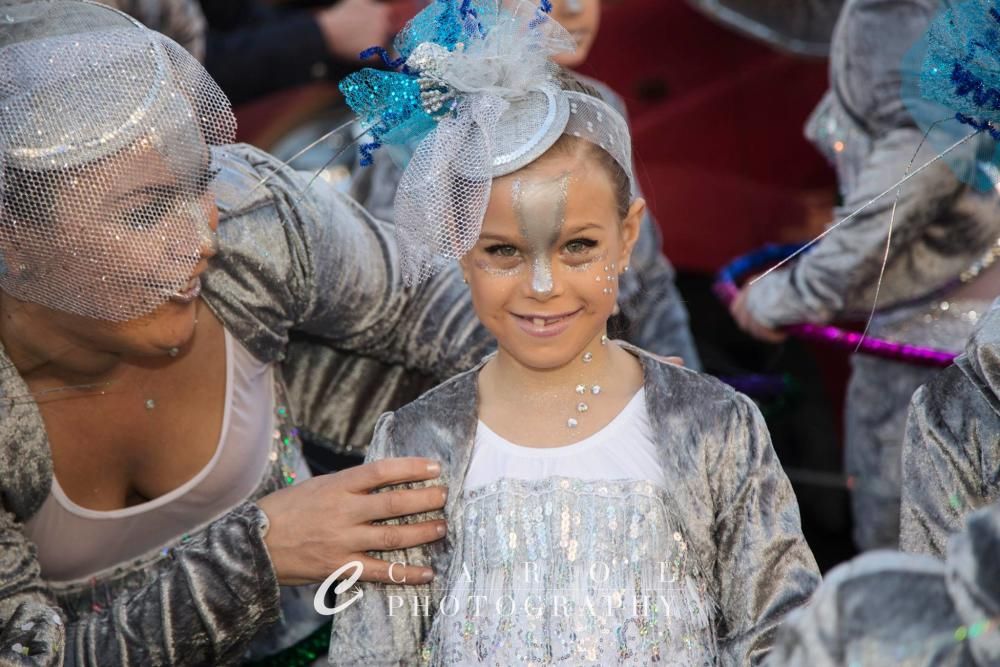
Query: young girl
329 2 820 664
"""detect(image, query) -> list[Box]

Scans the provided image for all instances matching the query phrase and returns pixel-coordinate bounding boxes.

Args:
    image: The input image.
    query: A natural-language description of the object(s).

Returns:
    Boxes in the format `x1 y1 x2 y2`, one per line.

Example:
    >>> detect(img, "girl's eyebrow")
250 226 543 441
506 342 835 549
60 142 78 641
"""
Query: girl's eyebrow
478 232 521 243
563 222 603 235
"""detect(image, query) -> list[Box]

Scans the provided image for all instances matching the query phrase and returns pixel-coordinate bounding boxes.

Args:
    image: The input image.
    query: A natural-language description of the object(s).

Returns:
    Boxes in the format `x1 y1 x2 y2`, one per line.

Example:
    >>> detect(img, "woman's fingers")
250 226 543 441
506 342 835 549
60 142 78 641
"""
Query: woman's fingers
339 457 443 493
353 555 435 585
356 485 448 523
352 519 448 552
257 458 449 585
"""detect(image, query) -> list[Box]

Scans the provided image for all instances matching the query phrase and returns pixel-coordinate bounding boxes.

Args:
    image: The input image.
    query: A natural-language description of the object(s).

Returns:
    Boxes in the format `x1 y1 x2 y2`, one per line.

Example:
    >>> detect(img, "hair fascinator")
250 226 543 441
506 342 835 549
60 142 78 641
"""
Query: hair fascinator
339 0 635 284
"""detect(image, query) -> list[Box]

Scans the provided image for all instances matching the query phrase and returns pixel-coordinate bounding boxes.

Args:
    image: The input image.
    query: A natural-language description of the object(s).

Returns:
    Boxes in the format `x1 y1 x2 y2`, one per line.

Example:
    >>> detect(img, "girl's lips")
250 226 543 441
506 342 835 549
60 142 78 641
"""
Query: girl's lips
512 309 582 338
168 276 202 304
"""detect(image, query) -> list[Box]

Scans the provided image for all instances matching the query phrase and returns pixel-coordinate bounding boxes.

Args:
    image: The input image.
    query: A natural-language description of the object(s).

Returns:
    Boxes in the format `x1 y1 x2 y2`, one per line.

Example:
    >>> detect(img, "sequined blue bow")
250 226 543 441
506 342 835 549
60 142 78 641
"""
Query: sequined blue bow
339 0 552 166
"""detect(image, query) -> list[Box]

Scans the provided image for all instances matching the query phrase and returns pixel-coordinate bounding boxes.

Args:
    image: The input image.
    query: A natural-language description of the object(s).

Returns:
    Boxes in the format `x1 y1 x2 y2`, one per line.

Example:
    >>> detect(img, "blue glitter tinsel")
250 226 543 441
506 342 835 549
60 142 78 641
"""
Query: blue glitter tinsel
903 1 1000 189
339 0 551 166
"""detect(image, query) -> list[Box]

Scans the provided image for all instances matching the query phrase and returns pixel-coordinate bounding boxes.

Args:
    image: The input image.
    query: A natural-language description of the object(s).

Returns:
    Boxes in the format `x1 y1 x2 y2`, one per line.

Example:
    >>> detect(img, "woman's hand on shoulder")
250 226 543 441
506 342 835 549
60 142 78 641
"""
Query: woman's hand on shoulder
256 458 447 586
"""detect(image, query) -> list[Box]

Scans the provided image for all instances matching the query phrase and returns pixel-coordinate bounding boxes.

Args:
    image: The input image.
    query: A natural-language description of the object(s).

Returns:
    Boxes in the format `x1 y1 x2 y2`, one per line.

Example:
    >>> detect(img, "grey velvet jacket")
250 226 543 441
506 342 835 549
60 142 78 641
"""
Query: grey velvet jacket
744 0 1000 329
0 143 494 665
765 500 1000 666
901 300 1000 557
328 347 821 666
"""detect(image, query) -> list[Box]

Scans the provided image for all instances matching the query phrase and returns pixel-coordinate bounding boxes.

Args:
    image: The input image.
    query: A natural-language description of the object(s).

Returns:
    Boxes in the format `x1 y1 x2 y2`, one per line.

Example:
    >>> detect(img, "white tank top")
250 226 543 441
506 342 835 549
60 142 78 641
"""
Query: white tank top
24 329 279 582
464 388 663 489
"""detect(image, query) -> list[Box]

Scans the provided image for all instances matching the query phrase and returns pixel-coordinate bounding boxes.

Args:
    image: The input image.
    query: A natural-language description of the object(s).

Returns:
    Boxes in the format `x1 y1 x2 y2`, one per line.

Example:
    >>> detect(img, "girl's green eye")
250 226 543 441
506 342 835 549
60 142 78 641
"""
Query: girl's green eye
565 238 598 254
485 244 519 258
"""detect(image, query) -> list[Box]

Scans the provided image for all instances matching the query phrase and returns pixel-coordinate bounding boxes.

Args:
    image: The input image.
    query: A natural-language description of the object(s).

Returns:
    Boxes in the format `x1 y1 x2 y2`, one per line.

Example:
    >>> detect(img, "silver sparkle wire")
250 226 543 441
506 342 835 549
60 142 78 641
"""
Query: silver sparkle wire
856 118 950 351
0 380 116 406
232 117 364 209
297 126 372 197
749 128 983 287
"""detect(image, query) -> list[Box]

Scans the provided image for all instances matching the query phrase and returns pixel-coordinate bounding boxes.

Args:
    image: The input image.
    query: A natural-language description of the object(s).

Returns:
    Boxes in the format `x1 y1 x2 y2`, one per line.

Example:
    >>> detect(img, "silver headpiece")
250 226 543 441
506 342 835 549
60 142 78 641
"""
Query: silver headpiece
342 0 635 284
0 0 235 321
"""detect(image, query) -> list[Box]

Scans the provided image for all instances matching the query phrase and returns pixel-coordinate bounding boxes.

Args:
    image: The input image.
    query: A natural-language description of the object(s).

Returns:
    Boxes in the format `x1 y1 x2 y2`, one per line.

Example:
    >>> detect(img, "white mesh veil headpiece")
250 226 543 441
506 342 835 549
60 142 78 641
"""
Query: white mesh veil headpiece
340 0 634 284
0 0 235 321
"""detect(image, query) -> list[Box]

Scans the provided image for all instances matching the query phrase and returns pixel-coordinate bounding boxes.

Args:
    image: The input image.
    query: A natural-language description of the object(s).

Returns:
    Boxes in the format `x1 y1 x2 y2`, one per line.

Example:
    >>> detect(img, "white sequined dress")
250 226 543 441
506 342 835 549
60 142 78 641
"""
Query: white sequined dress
422 390 717 665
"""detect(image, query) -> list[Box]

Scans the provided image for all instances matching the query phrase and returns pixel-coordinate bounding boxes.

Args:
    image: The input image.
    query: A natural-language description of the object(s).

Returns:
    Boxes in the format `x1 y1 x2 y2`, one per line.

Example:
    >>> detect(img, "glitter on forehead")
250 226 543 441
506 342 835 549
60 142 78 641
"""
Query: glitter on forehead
512 172 571 295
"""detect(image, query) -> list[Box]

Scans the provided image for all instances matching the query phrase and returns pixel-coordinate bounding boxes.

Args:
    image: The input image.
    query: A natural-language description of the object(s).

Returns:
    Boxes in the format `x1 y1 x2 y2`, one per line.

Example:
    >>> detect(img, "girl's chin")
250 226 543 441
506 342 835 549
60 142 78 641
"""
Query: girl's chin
500 341 593 371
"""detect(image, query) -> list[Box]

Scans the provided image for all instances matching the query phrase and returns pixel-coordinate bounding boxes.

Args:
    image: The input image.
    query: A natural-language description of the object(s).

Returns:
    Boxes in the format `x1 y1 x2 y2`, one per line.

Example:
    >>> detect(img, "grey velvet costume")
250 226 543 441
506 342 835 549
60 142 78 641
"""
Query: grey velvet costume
686 0 845 56
743 0 1000 550
764 500 1000 666
328 347 821 665
0 143 494 665
901 299 1000 557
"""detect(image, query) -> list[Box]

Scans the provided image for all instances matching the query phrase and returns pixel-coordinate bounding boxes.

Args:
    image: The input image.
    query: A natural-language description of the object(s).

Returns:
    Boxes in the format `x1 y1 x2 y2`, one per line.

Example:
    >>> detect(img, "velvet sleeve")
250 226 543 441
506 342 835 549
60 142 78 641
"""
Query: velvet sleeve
709 394 822 664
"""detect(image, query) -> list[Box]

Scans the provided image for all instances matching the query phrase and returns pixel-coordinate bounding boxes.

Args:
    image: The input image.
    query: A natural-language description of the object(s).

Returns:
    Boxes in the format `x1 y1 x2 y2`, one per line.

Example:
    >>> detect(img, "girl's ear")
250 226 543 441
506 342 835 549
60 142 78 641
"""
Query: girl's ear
617 197 645 271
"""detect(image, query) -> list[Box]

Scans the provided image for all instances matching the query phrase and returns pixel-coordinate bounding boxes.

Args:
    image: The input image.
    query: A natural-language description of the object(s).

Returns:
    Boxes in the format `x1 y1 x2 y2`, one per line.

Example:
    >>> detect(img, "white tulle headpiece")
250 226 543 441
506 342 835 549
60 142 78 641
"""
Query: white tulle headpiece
340 0 634 283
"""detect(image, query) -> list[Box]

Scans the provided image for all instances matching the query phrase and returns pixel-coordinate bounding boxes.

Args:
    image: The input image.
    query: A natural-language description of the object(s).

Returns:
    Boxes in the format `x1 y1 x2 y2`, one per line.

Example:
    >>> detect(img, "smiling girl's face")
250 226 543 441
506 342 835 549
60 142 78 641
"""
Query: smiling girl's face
460 142 643 371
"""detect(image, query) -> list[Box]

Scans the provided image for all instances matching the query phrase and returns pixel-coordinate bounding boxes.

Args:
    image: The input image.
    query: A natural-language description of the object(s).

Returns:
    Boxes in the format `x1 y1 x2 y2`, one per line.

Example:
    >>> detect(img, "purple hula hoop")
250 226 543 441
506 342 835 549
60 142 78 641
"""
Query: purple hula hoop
714 245 957 368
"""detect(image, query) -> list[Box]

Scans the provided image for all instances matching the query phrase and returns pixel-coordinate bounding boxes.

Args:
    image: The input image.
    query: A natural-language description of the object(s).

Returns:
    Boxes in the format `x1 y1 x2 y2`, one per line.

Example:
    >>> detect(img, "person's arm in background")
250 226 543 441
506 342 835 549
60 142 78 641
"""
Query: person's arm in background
201 0 391 105
737 0 996 327
900 367 1000 557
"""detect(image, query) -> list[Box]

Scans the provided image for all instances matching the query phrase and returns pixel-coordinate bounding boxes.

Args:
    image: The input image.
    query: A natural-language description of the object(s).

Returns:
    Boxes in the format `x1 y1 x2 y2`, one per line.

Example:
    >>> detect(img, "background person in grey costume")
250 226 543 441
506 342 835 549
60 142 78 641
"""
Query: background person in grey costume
763 499 1000 667
731 0 1000 551
901 297 1000 557
0 3 496 663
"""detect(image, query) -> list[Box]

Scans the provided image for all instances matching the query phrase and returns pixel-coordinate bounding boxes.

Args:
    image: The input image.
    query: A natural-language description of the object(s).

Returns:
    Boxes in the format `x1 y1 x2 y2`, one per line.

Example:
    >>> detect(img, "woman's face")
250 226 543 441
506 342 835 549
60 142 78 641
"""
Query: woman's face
549 0 601 68
0 139 219 356
461 148 642 371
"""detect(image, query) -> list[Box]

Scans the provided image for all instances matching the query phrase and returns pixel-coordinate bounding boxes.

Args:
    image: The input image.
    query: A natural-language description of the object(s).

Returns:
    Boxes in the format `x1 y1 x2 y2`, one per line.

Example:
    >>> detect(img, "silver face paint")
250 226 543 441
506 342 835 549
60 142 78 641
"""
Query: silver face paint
564 0 584 14
511 173 571 296
473 257 523 278
566 248 607 273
